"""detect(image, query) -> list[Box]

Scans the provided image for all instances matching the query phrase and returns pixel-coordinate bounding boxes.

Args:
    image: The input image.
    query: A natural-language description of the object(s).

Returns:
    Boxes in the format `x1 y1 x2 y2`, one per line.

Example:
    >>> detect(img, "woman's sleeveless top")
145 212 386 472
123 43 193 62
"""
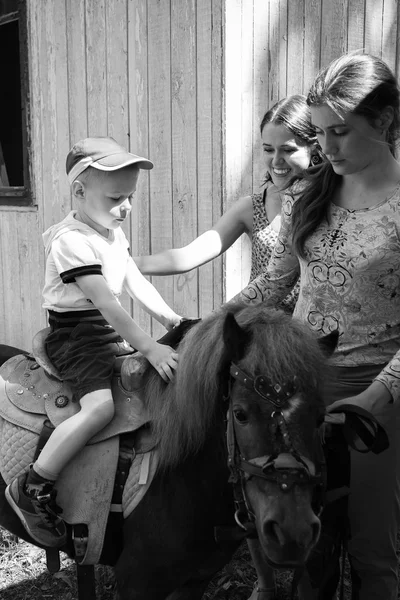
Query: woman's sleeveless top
250 193 299 313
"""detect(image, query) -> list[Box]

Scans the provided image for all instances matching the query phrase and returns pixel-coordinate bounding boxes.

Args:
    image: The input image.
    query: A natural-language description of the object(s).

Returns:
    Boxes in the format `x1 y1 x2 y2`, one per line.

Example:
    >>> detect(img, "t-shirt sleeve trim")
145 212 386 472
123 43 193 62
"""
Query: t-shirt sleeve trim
60 264 103 283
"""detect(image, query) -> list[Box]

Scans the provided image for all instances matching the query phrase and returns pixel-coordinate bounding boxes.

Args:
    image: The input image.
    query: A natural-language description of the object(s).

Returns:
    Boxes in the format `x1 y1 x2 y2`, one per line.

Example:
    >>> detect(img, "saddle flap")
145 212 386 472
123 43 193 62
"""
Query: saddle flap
0 354 149 442
2 354 66 415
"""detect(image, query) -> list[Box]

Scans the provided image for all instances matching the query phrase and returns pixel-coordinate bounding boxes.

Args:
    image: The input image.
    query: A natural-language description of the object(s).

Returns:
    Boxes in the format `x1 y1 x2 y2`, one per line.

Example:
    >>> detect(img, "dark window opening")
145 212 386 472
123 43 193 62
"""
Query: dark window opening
0 19 24 186
0 0 31 206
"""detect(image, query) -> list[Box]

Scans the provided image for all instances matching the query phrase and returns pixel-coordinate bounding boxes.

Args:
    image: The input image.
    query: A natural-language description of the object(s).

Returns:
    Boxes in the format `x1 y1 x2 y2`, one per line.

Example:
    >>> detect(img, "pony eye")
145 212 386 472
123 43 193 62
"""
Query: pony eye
234 409 248 424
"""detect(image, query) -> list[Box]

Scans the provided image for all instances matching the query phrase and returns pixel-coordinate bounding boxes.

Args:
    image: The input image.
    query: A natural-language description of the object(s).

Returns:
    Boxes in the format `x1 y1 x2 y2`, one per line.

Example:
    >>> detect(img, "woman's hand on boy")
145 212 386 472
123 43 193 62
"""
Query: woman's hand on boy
144 342 179 382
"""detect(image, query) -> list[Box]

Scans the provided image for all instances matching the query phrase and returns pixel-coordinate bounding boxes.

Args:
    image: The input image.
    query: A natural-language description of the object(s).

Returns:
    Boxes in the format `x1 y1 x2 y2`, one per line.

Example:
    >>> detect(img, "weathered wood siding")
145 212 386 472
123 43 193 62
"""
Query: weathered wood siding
0 0 399 348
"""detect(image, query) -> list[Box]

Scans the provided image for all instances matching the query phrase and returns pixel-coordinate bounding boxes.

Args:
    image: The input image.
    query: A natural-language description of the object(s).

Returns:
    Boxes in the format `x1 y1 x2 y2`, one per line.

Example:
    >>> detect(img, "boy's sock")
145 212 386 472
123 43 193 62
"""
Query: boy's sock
24 466 56 497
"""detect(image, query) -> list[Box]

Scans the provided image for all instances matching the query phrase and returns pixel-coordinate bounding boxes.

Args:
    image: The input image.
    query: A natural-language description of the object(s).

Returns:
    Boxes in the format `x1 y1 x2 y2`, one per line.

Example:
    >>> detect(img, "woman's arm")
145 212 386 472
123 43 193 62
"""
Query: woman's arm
134 195 253 275
228 194 300 307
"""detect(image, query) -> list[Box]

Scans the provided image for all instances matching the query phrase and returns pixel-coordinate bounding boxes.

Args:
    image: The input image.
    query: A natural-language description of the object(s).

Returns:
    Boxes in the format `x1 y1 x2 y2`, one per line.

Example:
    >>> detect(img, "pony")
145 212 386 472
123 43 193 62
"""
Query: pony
0 304 337 600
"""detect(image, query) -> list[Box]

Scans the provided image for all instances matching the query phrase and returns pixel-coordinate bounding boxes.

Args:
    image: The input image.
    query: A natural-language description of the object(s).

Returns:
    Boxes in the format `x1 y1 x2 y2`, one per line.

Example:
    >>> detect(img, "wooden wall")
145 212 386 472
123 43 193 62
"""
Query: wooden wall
0 0 399 348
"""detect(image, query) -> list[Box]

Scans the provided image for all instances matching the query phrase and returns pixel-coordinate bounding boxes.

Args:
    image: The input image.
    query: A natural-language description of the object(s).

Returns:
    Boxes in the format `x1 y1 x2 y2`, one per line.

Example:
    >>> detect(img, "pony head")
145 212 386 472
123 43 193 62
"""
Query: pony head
142 304 337 566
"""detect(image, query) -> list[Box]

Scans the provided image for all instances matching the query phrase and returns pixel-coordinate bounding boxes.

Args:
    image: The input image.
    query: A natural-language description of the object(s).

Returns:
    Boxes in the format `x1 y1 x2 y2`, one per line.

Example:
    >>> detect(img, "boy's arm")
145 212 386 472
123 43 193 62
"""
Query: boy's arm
75 274 178 381
124 257 182 330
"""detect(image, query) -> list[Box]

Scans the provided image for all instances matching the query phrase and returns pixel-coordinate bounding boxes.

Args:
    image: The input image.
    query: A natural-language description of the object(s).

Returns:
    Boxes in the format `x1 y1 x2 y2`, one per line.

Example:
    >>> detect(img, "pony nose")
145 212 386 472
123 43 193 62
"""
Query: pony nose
263 512 321 549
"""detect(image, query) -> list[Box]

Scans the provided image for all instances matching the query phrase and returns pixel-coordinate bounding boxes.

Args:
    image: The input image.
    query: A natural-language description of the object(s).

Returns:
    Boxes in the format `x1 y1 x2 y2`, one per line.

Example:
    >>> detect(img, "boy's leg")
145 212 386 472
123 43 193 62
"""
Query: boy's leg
6 390 114 547
35 390 114 475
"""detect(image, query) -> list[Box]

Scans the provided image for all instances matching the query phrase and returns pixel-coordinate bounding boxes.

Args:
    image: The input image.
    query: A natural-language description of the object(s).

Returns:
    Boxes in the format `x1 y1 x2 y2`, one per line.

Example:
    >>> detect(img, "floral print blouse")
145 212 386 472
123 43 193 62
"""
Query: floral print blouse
250 193 299 313
240 185 400 401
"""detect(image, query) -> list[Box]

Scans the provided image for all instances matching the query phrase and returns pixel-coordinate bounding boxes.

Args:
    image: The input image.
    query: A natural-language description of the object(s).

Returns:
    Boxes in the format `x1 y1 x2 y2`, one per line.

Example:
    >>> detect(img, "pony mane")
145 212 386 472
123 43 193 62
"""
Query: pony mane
142 305 330 470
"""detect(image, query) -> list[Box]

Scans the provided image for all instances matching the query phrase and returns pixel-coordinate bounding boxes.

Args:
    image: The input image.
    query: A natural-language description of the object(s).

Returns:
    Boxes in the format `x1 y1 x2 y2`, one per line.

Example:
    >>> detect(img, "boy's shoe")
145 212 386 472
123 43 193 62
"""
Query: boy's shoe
5 473 67 548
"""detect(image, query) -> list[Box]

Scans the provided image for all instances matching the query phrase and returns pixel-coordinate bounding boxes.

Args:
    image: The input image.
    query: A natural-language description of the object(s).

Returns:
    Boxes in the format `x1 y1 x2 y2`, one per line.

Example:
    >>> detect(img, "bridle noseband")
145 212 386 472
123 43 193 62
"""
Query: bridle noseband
226 362 326 534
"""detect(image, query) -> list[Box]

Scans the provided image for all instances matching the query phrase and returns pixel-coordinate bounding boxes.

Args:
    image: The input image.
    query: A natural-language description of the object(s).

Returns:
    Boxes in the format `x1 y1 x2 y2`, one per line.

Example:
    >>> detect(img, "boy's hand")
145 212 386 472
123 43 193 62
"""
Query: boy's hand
145 342 179 382
165 314 183 331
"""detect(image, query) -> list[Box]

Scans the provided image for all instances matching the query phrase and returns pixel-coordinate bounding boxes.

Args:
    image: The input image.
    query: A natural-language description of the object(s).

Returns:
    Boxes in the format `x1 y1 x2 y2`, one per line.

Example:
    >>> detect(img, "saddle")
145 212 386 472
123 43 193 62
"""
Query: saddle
0 332 154 566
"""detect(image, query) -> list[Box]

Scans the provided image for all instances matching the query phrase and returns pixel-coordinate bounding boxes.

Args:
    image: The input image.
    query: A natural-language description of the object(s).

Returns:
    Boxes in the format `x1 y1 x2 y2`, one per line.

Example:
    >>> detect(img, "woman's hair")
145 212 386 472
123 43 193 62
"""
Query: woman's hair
260 94 323 184
292 53 400 258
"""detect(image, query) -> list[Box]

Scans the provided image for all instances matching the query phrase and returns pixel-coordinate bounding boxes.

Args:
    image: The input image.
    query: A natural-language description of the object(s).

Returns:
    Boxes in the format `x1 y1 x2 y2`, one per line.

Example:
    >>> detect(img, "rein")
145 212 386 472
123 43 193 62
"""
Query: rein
227 362 326 532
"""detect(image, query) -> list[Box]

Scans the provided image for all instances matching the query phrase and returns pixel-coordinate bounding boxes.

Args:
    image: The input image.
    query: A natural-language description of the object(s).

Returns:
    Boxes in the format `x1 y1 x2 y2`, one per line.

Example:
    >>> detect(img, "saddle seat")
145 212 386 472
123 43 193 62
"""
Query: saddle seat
0 333 156 565
32 326 145 388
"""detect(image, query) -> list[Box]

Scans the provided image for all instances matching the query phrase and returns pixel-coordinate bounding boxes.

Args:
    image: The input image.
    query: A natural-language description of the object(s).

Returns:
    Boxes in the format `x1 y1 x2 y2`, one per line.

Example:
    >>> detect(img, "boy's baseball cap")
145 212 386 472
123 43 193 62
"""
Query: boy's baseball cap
66 137 153 184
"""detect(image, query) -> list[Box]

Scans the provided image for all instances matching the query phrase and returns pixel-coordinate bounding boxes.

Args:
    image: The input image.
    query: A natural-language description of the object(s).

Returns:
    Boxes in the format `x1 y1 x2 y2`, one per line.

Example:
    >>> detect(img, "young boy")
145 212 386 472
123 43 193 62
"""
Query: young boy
6 137 182 547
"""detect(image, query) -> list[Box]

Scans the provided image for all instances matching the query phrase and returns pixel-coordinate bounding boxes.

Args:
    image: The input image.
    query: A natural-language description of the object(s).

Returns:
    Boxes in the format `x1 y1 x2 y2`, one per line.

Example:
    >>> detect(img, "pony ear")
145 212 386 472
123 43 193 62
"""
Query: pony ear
317 330 339 357
223 312 251 362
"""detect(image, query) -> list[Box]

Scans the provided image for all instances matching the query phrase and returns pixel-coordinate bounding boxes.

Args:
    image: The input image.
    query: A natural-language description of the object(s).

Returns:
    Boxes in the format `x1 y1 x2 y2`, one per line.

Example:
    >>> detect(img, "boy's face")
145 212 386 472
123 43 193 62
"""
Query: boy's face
77 167 139 235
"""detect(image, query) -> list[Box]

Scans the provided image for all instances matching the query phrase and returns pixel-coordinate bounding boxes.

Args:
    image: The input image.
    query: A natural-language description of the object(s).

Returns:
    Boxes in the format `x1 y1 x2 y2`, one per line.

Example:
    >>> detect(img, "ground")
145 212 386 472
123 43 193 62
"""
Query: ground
3 529 400 599
0 528 354 600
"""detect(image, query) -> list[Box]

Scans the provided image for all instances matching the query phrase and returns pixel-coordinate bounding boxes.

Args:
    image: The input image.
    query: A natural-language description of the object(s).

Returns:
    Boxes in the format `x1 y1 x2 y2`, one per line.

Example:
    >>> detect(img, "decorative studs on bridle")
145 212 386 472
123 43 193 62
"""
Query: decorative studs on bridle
226 362 326 534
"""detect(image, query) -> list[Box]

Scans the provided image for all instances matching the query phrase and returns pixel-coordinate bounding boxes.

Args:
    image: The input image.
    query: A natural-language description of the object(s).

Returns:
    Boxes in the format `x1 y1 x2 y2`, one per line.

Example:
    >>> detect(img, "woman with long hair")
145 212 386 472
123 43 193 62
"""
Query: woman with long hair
233 52 400 599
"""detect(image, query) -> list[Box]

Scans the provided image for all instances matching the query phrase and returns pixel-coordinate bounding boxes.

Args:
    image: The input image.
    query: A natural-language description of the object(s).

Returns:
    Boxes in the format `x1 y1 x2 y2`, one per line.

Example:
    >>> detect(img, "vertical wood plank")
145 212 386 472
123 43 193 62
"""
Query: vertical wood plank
269 0 288 104
382 0 398 73
39 0 70 230
287 0 304 95
0 214 23 345
196 0 214 317
128 0 151 333
364 0 383 56
224 0 245 299
253 0 269 192
66 0 88 155
241 0 254 197
320 0 349 66
210 0 224 308
15 211 46 349
86 0 107 136
347 0 365 52
52 0 71 224
106 0 131 315
147 0 173 337
26 0 44 213
304 0 322 91
238 0 254 287
170 0 198 319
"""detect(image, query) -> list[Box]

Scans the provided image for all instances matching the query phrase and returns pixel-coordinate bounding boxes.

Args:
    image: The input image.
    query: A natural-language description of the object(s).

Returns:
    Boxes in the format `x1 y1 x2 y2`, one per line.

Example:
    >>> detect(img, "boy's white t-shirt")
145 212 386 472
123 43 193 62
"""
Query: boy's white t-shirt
42 211 130 312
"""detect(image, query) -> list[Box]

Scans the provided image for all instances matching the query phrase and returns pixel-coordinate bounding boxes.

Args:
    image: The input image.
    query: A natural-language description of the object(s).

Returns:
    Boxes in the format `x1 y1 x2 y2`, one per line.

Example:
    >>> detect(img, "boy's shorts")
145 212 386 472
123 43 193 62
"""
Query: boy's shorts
45 310 134 402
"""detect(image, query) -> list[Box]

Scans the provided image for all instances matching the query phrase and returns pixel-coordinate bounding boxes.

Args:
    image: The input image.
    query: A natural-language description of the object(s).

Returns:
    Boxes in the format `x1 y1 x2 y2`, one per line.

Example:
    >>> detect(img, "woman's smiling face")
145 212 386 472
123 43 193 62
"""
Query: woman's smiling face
261 122 312 189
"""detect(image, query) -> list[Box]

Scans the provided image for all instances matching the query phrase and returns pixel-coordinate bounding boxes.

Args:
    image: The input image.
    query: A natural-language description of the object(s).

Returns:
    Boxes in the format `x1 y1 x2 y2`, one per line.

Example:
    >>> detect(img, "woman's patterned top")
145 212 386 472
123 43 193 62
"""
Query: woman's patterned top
250 193 299 313
239 185 400 401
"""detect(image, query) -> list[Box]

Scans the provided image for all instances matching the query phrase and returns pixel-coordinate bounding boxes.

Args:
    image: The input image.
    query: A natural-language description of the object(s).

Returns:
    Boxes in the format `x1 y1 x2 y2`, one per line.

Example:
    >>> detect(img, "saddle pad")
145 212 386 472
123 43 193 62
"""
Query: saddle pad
122 449 158 519
0 354 149 443
0 417 118 565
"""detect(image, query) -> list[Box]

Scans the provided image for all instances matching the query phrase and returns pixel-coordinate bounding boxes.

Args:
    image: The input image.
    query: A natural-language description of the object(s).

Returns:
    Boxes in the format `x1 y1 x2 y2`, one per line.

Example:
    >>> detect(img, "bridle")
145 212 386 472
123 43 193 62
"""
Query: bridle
226 362 326 535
